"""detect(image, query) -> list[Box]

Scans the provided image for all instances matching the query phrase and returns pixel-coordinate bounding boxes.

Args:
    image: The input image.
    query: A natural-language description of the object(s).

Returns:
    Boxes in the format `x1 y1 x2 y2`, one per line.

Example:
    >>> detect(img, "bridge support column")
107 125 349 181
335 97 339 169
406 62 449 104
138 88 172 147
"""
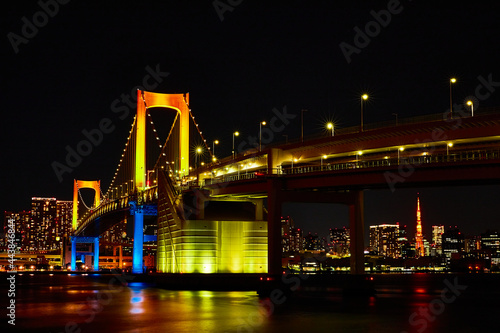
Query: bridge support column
267 179 283 276
132 212 144 274
93 237 99 271
114 246 123 269
349 190 365 274
71 237 76 271
254 199 264 221
119 246 123 269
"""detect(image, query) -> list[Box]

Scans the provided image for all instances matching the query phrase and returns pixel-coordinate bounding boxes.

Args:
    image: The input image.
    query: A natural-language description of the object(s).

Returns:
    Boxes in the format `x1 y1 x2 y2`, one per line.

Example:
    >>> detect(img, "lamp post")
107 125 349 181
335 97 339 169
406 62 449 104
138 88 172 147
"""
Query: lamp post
259 121 266 151
361 94 368 132
398 147 404 165
467 100 474 117
212 140 219 159
301 109 308 142
447 142 453 158
450 78 456 118
321 155 327 170
392 113 398 126
232 131 239 159
146 170 154 187
195 147 202 167
326 122 334 136
356 151 363 165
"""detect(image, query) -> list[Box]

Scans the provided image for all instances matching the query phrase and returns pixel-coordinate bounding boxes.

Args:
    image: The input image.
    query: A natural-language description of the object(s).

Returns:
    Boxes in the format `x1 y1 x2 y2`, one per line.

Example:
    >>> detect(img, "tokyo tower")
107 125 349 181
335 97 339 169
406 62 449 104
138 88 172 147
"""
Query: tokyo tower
415 194 425 257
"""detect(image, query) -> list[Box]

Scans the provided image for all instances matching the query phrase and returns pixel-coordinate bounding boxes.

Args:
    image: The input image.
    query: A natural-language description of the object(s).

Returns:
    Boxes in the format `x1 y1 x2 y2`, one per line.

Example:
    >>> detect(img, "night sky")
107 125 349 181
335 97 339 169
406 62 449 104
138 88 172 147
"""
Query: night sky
2 1 500 241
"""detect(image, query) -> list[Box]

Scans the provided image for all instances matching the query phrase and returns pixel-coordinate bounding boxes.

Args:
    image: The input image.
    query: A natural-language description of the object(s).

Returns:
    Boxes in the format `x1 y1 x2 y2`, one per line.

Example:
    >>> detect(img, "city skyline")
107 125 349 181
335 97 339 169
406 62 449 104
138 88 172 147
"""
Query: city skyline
2 2 500 241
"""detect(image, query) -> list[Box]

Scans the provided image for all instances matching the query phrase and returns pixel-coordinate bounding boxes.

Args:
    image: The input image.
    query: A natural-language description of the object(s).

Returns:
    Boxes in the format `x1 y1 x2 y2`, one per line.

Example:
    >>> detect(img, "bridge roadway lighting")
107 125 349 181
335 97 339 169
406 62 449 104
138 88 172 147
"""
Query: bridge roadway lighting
450 78 457 118
212 140 219 159
326 122 334 136
361 94 368 132
232 131 239 159
467 100 474 117
195 147 202 167
321 155 327 169
398 147 404 164
259 121 266 151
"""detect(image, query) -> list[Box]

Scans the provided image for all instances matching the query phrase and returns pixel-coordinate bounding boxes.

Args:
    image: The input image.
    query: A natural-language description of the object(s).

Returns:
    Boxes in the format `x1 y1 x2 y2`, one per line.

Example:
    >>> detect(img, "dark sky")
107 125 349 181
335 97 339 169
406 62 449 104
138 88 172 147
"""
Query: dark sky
2 1 500 240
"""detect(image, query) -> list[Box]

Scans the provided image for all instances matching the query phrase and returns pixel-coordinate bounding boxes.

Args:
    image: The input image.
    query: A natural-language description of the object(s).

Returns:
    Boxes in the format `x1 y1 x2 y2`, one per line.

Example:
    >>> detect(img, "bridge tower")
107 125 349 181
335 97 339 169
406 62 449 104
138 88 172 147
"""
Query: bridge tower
72 180 101 230
132 90 190 274
71 180 101 271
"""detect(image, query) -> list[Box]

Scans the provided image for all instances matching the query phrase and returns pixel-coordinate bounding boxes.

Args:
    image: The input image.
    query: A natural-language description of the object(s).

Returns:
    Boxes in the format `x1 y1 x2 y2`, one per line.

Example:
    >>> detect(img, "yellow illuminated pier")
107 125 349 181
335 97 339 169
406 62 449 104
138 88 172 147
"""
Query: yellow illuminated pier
157 220 268 274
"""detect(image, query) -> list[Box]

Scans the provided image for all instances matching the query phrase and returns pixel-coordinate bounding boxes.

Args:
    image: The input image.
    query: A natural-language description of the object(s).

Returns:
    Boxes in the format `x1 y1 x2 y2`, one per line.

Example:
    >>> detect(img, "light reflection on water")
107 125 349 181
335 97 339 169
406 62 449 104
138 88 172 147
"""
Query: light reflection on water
11 273 500 333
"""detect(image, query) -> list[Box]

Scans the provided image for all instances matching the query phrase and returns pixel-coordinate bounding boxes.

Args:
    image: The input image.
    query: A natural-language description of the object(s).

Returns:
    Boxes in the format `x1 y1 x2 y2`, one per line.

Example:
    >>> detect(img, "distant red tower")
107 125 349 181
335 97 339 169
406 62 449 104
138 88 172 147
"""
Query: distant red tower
415 194 425 257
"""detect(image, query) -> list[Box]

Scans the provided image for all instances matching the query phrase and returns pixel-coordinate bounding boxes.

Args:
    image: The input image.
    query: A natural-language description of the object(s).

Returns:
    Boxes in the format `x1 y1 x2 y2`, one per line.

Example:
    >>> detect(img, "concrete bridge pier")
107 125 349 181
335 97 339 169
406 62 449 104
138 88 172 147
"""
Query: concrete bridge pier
267 178 284 276
349 190 365 275
113 245 123 269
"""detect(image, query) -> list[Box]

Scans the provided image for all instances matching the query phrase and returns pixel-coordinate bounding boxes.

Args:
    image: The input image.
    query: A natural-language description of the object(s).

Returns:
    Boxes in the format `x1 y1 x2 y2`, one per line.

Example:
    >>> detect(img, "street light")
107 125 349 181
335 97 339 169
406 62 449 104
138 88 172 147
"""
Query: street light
398 147 404 164
356 151 363 164
447 142 453 156
392 113 398 126
301 109 308 142
361 94 368 132
232 131 239 159
467 100 474 117
212 140 219 159
326 122 334 136
195 147 202 167
450 78 457 118
321 154 327 170
259 121 266 151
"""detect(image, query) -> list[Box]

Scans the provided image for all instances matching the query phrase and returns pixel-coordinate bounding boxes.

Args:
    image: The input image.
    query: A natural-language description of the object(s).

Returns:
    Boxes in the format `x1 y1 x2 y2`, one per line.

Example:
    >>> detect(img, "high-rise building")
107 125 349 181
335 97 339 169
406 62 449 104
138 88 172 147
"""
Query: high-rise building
3 211 31 251
481 230 500 266
415 195 424 257
31 197 57 251
329 227 350 257
442 226 464 261
397 224 413 259
369 224 400 258
289 227 303 252
281 216 294 253
54 200 73 250
432 225 445 255
304 232 321 251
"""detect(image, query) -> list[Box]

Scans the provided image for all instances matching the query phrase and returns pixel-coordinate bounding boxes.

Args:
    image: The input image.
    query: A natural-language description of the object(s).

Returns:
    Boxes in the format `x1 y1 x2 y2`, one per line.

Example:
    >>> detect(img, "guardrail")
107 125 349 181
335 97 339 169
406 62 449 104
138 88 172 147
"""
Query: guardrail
201 149 500 187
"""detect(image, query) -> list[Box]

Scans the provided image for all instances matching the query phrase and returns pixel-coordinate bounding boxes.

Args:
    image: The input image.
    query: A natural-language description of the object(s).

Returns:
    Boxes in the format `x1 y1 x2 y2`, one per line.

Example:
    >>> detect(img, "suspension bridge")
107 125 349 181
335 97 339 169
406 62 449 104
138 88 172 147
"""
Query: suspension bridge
70 90 500 275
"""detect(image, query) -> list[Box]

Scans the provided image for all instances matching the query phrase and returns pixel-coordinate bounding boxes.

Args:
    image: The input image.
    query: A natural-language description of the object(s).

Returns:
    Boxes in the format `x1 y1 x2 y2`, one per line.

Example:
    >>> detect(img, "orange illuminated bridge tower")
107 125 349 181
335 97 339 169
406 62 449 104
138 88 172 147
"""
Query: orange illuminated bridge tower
415 194 424 257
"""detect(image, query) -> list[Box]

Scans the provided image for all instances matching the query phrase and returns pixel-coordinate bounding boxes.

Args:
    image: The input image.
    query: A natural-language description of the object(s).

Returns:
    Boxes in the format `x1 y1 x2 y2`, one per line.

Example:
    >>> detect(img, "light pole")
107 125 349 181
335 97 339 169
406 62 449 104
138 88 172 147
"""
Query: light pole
321 155 327 170
356 151 363 165
326 122 334 136
398 147 404 165
450 78 456 118
361 94 368 132
195 147 202 167
467 100 474 117
232 131 239 159
392 113 398 126
447 142 453 157
259 121 266 151
212 140 219 159
146 170 154 187
301 109 308 142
